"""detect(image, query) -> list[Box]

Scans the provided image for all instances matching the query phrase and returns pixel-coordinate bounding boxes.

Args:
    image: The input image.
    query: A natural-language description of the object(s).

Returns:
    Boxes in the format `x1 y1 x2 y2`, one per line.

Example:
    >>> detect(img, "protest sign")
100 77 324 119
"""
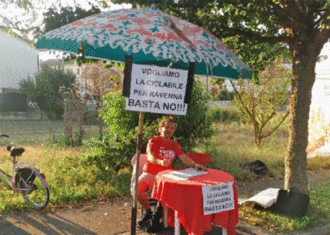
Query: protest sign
202 181 235 215
125 64 189 115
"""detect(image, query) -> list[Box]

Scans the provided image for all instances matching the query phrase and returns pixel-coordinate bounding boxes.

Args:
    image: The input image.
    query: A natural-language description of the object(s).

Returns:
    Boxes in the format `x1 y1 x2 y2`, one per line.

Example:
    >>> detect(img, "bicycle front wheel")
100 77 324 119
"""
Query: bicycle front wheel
16 169 49 208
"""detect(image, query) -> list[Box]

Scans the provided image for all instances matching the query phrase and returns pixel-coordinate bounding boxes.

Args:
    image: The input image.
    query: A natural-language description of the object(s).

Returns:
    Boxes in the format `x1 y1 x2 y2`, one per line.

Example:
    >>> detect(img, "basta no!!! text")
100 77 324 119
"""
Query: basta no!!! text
127 99 186 112
204 203 234 213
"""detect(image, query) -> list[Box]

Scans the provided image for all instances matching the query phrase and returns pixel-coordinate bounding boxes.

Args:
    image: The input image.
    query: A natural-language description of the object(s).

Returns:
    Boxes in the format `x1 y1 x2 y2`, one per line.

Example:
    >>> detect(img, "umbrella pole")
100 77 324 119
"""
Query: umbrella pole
205 63 210 126
131 111 145 235
206 75 209 126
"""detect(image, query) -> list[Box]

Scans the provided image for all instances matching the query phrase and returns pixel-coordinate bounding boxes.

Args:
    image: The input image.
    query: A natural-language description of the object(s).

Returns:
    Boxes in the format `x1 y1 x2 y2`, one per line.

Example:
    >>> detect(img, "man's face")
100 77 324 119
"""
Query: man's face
160 121 176 140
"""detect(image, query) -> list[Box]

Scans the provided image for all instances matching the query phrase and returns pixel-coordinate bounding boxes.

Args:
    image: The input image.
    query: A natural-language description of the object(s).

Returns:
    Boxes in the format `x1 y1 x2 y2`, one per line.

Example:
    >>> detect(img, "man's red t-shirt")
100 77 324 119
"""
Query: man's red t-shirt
143 136 184 175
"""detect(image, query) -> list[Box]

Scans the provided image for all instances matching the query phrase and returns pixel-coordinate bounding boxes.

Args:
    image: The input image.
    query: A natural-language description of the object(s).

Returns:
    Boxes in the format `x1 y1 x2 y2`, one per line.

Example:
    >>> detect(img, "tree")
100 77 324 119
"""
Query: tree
110 0 290 80
80 61 123 136
59 84 89 146
19 76 37 103
232 58 291 147
0 1 103 43
36 64 76 119
110 0 330 195
43 5 101 34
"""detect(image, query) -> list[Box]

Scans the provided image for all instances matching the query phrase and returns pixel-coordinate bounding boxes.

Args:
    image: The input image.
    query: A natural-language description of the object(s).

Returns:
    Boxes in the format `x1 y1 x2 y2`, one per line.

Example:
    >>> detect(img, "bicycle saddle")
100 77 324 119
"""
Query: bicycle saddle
7 146 25 157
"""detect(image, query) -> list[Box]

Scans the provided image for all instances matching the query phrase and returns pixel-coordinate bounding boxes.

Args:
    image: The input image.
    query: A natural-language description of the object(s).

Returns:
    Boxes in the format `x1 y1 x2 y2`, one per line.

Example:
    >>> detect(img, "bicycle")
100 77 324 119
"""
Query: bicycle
0 134 49 208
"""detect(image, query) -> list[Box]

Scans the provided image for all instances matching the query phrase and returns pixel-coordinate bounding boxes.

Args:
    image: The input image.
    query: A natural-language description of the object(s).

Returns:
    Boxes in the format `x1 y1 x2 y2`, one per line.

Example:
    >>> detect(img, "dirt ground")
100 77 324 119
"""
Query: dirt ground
1 169 330 235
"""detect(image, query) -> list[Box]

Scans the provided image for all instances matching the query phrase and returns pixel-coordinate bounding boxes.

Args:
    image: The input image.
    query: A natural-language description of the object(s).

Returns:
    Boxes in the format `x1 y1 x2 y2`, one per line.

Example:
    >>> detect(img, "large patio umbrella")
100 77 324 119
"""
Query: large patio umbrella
36 7 252 234
37 8 251 79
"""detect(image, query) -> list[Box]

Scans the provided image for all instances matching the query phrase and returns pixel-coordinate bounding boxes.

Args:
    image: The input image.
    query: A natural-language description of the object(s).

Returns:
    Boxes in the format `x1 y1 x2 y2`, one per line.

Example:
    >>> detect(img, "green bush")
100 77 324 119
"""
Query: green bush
19 76 37 103
83 124 157 177
95 78 215 172
36 64 76 119
100 90 162 137
207 106 244 124
101 79 213 151
218 89 235 101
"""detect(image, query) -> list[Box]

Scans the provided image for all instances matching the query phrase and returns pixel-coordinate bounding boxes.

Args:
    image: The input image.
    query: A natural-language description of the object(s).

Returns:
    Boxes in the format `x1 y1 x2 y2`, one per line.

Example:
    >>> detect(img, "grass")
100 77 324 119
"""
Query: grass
193 122 287 180
0 145 131 213
193 121 330 233
0 119 108 146
0 119 125 213
237 182 330 233
307 157 330 171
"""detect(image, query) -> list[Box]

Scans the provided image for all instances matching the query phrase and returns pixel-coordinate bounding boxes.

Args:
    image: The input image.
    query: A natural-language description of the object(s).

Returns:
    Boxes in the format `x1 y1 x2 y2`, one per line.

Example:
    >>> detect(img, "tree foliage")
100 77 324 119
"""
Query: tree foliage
36 64 76 119
81 61 123 96
80 61 123 136
0 0 101 41
59 84 89 146
19 76 37 103
110 0 290 81
101 79 213 152
232 58 291 147
43 5 101 33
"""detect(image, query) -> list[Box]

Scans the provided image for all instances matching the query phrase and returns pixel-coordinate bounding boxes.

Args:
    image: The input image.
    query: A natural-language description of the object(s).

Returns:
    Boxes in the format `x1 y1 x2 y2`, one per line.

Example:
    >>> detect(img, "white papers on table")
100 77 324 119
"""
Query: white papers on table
163 168 208 181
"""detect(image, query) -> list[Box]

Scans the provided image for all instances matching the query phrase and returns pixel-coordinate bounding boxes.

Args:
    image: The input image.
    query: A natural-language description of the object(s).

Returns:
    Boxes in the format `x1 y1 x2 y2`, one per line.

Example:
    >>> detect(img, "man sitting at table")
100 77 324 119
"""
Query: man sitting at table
137 116 207 227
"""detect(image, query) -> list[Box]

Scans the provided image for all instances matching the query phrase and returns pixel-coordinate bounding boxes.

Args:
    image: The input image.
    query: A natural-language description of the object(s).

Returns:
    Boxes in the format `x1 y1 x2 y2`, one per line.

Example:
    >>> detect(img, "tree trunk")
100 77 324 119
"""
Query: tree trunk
96 97 103 138
285 43 319 194
77 99 86 146
64 98 73 146
254 123 262 148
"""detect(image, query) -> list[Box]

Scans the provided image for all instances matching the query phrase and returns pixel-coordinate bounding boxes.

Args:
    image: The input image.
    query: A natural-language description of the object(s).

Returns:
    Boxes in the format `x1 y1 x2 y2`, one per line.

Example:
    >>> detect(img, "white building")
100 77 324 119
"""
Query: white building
0 31 38 90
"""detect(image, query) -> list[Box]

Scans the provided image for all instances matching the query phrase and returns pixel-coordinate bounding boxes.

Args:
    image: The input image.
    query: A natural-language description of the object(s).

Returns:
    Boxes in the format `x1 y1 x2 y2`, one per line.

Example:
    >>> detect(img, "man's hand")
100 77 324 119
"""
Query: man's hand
162 159 171 167
194 163 207 171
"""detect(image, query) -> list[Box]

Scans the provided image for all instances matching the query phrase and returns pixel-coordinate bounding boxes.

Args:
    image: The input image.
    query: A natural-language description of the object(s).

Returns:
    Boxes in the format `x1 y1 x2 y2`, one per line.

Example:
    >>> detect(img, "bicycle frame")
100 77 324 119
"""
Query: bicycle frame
0 168 14 189
0 155 46 190
0 135 50 208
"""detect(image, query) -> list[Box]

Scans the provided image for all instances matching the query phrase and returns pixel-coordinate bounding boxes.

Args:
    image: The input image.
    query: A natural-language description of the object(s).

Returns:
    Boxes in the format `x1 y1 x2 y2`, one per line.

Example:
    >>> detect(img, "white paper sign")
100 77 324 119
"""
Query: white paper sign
202 181 235 215
125 64 188 115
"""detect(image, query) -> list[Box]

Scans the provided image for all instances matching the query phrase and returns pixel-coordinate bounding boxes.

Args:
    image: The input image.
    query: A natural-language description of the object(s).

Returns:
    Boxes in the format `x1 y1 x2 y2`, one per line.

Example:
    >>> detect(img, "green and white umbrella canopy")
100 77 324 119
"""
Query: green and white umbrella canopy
37 8 252 79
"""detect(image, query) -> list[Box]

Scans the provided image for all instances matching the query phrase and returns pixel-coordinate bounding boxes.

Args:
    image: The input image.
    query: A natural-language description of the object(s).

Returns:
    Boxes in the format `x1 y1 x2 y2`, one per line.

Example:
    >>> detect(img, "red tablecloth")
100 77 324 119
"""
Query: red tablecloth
152 169 239 235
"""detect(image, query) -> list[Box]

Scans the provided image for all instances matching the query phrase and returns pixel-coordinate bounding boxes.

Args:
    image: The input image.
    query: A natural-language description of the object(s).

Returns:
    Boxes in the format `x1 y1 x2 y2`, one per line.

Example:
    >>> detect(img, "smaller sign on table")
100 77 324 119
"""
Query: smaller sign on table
202 181 235 215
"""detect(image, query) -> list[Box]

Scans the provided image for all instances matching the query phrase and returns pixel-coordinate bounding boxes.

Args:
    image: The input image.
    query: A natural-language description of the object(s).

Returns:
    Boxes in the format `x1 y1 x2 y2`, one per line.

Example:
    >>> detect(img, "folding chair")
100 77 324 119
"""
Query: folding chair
130 154 157 215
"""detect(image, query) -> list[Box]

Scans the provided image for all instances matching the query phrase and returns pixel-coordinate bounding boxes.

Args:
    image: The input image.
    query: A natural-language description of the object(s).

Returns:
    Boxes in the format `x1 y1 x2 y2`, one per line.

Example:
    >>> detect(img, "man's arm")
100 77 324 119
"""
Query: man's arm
177 154 207 171
147 150 161 165
146 140 170 166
